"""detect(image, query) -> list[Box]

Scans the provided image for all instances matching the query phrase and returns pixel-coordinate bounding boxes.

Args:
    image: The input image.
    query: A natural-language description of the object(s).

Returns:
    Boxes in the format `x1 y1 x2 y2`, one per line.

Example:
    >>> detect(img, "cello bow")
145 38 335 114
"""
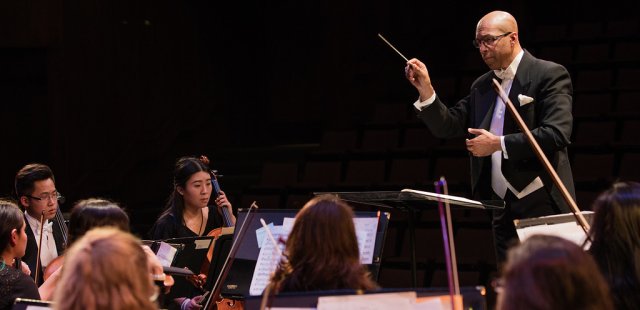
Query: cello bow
491 79 591 236
203 201 259 310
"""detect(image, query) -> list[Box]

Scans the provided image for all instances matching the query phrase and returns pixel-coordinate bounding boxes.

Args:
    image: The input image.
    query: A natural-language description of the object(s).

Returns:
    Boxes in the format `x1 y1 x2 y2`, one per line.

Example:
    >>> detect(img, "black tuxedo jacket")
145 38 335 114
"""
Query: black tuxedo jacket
23 214 66 285
418 50 575 215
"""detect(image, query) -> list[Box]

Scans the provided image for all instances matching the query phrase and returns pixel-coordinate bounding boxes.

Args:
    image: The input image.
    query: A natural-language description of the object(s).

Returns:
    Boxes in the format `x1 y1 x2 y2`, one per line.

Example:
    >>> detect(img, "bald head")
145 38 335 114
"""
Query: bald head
475 11 522 70
477 11 518 34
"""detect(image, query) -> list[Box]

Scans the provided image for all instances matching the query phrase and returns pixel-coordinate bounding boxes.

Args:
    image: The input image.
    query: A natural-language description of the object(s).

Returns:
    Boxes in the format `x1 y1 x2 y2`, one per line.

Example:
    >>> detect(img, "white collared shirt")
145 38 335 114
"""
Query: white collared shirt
25 211 59 268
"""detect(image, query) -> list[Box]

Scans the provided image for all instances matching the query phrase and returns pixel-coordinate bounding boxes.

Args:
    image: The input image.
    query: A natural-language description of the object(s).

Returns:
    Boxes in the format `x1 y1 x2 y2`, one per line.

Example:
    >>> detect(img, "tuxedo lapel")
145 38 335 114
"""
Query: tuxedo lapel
477 79 499 130
504 54 532 134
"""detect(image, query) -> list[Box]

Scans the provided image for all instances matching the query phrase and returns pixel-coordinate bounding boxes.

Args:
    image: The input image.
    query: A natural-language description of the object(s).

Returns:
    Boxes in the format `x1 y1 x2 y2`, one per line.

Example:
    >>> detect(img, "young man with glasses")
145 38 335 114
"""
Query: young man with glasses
405 11 576 264
14 163 66 285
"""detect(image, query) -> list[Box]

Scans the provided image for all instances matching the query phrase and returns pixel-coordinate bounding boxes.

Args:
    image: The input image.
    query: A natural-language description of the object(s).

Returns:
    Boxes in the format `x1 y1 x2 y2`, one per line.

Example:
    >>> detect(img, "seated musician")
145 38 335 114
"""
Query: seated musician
267 194 379 293
0 199 41 310
14 163 66 285
148 156 236 310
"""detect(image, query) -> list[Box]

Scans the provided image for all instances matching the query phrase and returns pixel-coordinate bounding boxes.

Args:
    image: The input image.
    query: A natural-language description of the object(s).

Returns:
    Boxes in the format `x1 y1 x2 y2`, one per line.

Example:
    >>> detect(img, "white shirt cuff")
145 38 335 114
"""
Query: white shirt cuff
500 136 509 159
413 93 437 111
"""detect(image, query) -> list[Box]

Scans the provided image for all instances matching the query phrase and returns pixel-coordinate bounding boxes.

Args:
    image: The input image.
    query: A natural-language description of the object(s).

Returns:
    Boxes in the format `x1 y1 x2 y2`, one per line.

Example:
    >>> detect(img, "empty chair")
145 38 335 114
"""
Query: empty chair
257 161 299 188
617 69 640 91
284 193 314 210
537 46 573 66
532 24 568 42
358 128 400 153
314 130 358 154
573 93 613 117
615 91 640 116
617 121 640 146
398 127 441 152
387 158 431 187
433 77 457 102
574 69 612 92
572 120 616 147
368 103 409 125
455 228 496 265
570 22 604 39
401 227 446 263
576 189 603 210
297 160 343 189
606 19 640 38
571 153 615 183
574 43 610 63
240 193 282 209
340 159 387 188
432 156 470 186
613 41 640 61
617 153 640 180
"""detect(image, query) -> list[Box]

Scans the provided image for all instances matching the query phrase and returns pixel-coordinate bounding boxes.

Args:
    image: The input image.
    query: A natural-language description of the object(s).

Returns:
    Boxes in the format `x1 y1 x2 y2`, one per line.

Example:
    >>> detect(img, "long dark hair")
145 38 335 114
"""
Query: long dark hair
270 194 378 293
159 156 210 220
0 199 24 255
67 198 130 246
588 181 640 309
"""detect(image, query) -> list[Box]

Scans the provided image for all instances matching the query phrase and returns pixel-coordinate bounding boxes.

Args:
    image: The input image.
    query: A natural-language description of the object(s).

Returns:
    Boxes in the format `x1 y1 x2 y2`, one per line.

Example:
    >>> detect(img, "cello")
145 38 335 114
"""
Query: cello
196 156 243 309
199 163 236 277
42 198 69 281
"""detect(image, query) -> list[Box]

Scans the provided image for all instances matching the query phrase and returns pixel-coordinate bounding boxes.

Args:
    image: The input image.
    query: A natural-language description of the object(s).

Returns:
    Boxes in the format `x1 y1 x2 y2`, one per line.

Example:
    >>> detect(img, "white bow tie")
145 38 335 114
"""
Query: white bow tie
494 67 515 80
39 221 54 235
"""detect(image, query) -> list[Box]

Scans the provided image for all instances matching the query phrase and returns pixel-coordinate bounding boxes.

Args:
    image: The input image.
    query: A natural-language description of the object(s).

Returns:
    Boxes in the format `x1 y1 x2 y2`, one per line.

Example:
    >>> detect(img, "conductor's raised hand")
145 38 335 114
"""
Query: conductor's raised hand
466 128 502 157
405 58 435 101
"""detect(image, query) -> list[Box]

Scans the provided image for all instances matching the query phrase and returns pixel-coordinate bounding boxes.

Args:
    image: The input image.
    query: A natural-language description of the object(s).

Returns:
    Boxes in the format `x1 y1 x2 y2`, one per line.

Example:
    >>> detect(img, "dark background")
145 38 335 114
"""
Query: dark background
1 0 639 295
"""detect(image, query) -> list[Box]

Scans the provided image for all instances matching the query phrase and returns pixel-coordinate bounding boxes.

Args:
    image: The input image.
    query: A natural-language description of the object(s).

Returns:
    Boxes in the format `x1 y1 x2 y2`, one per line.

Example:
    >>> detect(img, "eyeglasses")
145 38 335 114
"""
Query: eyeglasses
473 32 513 48
26 191 65 203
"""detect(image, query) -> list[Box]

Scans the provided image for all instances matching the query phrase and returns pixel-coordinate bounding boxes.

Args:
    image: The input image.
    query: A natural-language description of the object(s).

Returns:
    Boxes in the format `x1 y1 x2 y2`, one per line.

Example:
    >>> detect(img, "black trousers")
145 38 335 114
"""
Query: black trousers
491 187 559 266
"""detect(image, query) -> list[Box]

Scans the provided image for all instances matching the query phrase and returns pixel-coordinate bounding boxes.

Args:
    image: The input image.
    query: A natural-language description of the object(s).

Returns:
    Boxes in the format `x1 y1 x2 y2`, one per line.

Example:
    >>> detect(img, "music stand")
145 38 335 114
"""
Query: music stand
12 298 53 310
315 189 504 288
149 235 214 298
220 209 389 299
243 286 487 310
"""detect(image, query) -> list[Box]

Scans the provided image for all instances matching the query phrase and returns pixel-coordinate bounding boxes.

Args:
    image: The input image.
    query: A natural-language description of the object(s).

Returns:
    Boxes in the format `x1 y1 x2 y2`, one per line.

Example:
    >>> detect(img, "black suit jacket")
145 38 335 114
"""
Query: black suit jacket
23 214 66 285
418 50 575 215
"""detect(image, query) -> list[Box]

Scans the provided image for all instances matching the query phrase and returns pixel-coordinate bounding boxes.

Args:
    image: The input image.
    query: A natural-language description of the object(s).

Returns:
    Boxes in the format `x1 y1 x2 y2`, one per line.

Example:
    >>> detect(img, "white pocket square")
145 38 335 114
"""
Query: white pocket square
518 94 534 106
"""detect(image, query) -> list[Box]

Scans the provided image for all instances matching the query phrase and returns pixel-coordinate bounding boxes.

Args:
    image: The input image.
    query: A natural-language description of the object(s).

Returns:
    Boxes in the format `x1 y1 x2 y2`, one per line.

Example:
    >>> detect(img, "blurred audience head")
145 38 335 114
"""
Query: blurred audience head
54 227 158 310
270 194 378 293
588 181 640 309
497 234 613 310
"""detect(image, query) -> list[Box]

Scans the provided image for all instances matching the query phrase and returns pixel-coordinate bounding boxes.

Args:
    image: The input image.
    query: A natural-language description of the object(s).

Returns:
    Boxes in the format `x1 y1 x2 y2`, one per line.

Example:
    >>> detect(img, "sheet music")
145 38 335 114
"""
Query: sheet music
354 217 379 264
318 291 416 310
249 219 295 295
402 189 483 206
249 217 377 295
156 241 178 267
255 222 275 249
516 222 590 248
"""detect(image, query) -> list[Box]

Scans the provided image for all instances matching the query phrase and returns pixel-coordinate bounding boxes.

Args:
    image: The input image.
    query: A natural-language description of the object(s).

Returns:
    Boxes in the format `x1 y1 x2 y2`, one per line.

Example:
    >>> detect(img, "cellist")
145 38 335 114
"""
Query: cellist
148 155 235 241
148 155 236 309
14 163 66 286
